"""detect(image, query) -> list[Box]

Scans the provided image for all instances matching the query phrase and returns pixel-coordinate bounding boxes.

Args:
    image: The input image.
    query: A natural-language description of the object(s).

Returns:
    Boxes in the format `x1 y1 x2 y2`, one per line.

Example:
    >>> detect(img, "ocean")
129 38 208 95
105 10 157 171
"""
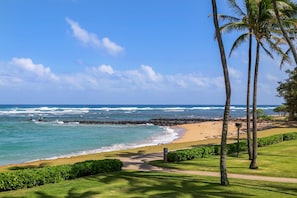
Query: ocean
0 104 277 166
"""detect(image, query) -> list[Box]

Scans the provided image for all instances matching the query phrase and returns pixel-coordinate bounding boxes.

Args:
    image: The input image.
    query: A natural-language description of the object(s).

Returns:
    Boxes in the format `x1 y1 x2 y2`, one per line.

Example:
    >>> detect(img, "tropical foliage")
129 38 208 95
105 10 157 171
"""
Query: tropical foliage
219 0 297 169
277 67 297 120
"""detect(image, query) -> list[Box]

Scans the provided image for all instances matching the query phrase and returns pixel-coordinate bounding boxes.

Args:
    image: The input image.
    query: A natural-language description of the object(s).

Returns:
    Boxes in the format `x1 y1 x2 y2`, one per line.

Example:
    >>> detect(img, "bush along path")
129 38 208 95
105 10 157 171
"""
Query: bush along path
167 132 297 162
0 159 123 192
118 132 297 184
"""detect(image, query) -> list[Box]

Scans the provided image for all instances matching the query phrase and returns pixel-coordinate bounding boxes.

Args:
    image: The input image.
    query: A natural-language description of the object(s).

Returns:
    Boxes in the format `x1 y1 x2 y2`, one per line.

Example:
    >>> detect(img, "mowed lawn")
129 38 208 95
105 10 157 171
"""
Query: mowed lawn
151 139 297 178
1 139 297 197
1 171 297 198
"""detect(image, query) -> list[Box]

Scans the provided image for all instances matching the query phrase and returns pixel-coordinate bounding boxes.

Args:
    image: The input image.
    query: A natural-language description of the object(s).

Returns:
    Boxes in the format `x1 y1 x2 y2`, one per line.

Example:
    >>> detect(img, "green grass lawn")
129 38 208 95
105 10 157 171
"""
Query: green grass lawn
1 171 297 198
151 139 297 178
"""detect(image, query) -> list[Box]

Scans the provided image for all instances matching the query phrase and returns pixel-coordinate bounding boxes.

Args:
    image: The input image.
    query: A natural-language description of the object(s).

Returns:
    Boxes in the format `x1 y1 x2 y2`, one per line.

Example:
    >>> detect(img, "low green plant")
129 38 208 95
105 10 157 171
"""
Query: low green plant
0 159 122 192
167 132 297 162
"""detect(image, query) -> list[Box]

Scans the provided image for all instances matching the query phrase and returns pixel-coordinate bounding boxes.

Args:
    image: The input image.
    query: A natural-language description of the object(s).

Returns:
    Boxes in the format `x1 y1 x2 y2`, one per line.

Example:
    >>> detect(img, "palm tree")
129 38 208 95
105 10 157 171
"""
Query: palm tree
211 0 231 186
220 0 293 169
219 0 254 160
272 0 297 64
248 0 294 169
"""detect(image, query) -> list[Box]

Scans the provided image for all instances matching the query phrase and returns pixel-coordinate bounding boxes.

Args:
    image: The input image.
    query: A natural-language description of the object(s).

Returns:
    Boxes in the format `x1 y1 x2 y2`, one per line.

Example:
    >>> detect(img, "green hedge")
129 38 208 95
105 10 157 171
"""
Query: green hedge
167 132 297 162
0 159 122 192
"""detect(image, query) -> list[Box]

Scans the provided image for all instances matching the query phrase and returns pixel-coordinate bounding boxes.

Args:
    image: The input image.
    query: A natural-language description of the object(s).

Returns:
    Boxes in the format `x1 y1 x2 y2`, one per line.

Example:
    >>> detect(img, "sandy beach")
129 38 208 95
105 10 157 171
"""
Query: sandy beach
173 121 243 143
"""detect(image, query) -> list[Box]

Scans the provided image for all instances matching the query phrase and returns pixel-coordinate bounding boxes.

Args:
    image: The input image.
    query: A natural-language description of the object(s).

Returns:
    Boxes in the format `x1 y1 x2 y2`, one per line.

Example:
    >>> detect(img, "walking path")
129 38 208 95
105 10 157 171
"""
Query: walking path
117 152 297 184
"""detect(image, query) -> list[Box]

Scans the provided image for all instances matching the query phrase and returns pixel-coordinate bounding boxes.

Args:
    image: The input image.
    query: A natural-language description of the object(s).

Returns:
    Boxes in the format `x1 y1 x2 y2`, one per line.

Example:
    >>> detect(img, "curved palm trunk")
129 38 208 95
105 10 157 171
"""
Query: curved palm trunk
272 0 297 64
246 32 253 160
211 0 231 185
250 41 260 169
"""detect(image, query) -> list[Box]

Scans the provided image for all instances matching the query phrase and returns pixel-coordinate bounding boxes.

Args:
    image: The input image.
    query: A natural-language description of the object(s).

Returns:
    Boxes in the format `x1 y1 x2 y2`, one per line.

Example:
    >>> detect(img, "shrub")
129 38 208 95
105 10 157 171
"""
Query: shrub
282 132 297 141
257 134 283 147
71 159 123 178
167 145 217 162
0 159 122 192
167 132 297 162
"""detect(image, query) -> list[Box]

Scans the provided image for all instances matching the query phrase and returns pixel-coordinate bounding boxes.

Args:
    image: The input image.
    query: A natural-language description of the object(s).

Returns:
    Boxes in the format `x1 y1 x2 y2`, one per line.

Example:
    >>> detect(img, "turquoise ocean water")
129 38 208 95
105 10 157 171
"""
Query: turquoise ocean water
0 105 277 166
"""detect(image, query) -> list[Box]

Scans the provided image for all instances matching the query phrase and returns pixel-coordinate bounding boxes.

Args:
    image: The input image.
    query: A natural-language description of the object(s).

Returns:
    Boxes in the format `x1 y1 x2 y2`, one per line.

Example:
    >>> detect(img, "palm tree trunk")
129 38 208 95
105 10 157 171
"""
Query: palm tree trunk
211 0 231 185
272 0 297 65
246 32 253 160
250 41 260 169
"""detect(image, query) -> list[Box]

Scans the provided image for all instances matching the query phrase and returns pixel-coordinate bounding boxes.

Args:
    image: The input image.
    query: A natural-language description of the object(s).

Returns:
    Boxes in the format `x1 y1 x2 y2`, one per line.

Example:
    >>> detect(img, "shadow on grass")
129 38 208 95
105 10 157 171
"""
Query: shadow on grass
105 149 147 158
33 188 99 198
2 171 296 198
8 162 52 170
86 171 252 198
235 180 297 197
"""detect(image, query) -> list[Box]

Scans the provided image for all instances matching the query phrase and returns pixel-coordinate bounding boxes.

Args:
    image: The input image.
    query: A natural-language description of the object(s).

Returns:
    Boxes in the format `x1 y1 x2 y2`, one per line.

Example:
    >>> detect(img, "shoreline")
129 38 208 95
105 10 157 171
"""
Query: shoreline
0 120 288 170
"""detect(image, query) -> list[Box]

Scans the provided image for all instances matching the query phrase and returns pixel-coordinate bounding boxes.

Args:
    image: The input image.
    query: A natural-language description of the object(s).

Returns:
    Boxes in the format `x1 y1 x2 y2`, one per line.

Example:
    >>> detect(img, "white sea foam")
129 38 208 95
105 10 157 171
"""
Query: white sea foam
0 107 89 116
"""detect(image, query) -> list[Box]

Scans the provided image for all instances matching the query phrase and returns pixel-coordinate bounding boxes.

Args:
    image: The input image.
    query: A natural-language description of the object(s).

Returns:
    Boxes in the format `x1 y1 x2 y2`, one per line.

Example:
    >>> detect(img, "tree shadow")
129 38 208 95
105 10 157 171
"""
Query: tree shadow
85 171 254 198
33 188 100 198
4 170 296 197
8 162 52 170
235 180 297 197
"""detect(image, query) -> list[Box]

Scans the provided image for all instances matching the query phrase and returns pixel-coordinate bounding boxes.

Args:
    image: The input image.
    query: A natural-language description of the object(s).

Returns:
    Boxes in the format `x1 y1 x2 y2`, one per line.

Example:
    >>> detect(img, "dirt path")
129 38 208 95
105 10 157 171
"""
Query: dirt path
117 153 297 184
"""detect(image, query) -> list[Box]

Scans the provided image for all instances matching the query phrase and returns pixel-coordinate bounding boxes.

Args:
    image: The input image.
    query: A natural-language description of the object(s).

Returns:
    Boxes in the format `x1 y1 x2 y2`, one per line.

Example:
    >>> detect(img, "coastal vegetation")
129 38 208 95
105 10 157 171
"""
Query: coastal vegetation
166 132 297 162
0 159 122 192
215 0 297 173
277 67 297 120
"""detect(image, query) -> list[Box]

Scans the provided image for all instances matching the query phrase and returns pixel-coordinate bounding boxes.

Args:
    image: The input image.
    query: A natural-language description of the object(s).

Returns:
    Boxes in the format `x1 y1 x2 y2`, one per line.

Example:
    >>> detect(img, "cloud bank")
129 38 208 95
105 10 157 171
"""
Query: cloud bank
0 57 281 104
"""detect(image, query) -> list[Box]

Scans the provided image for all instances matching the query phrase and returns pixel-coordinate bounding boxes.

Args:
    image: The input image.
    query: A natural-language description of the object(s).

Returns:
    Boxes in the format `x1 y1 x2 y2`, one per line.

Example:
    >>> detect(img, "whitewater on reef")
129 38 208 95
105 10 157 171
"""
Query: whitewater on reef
0 104 277 165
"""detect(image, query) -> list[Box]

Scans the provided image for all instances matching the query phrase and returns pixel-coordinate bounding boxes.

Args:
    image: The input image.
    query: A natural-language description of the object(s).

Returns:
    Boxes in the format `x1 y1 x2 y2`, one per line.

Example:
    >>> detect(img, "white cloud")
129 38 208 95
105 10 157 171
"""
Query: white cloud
66 17 124 56
102 38 124 56
229 67 241 79
141 65 163 82
11 58 58 81
1 58 253 103
65 17 100 47
95 64 115 75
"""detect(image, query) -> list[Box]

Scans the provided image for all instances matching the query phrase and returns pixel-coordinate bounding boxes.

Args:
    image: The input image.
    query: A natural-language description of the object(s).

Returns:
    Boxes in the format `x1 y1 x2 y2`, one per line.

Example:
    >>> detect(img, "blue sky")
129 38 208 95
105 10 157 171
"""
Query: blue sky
0 0 292 104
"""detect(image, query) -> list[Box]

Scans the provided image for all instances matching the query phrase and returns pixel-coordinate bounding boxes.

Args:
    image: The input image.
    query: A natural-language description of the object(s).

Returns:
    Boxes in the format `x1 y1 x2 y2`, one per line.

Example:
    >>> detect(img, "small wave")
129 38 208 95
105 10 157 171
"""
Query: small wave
26 125 180 163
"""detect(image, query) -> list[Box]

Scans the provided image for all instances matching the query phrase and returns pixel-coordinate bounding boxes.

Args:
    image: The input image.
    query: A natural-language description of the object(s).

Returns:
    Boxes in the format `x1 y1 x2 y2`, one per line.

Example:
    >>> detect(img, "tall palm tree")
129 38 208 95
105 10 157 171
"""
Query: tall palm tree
219 0 254 160
220 0 293 169
211 0 231 186
248 0 293 169
272 0 297 64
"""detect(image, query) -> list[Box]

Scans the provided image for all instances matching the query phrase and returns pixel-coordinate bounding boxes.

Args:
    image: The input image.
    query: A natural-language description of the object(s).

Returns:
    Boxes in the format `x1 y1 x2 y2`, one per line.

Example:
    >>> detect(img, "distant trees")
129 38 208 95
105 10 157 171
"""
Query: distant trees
277 68 297 121
273 104 289 116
